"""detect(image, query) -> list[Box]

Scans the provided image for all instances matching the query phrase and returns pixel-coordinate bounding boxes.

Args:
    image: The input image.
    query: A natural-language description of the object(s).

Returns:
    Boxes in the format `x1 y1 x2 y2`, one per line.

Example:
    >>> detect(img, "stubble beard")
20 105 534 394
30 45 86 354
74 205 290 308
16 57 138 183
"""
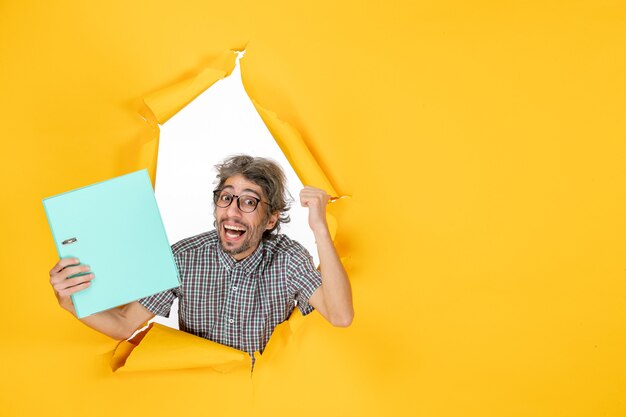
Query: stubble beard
216 217 268 258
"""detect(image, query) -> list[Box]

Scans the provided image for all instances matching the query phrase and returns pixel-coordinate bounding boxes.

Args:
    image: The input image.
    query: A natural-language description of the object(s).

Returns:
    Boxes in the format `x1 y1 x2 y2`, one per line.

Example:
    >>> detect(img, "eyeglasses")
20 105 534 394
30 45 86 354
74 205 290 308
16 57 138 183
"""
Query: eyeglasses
213 190 269 213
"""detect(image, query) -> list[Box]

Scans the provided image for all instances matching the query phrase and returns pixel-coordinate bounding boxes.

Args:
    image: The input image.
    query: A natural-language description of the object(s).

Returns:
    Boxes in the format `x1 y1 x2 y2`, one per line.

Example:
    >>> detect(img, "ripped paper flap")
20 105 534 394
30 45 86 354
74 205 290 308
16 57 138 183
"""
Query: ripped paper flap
111 323 250 372
144 51 239 125
251 99 337 198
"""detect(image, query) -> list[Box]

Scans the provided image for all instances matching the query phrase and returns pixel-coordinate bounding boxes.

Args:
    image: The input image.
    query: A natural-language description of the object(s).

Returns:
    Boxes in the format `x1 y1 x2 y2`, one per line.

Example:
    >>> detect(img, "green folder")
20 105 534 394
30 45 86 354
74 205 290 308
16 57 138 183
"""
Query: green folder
43 169 180 318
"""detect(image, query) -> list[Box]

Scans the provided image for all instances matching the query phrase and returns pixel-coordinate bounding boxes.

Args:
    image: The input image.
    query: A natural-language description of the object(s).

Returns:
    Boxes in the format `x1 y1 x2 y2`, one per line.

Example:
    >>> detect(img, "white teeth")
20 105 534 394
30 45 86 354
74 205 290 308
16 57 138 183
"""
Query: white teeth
224 224 246 232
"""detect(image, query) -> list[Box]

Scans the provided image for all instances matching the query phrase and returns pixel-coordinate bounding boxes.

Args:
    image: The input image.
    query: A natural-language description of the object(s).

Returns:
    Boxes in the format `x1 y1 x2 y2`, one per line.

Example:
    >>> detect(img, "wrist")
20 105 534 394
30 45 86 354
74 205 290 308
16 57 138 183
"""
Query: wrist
61 300 77 317
311 224 331 240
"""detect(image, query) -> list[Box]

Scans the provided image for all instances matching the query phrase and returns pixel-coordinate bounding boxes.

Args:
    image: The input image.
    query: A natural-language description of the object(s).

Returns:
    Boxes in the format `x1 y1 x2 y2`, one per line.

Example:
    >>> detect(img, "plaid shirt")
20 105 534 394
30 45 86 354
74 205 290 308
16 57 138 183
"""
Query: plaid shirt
138 230 322 358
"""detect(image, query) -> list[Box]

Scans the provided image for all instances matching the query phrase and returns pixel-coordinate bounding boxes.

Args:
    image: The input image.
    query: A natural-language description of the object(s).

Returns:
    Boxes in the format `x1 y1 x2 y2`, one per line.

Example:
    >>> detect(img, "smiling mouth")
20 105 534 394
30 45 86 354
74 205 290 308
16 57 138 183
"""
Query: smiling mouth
223 224 246 240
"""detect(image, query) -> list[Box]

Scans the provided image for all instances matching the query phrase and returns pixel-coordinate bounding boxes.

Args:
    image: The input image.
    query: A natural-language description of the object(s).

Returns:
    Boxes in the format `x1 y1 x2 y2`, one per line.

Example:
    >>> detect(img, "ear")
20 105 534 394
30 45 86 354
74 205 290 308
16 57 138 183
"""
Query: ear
265 211 279 231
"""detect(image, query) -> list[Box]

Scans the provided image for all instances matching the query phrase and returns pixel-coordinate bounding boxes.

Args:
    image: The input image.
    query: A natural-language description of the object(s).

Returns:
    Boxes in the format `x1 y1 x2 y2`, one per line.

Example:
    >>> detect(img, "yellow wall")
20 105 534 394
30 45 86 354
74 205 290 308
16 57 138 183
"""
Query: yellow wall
1 1 625 416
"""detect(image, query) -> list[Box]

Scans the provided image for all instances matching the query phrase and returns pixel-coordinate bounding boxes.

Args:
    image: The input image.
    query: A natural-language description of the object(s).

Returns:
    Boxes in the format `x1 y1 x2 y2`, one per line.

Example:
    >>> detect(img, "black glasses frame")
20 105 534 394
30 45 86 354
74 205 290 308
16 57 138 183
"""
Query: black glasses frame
213 190 269 213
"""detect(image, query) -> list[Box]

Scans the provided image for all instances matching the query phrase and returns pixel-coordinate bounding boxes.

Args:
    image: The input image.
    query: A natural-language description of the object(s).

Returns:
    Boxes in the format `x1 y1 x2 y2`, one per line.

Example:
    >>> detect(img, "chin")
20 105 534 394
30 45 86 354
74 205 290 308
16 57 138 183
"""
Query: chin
218 234 250 256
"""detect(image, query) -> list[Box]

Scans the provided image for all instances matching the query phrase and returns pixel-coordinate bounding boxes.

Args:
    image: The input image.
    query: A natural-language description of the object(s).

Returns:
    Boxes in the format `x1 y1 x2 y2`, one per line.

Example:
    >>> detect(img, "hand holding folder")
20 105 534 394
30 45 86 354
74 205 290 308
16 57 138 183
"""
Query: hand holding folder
43 170 180 319
49 257 95 315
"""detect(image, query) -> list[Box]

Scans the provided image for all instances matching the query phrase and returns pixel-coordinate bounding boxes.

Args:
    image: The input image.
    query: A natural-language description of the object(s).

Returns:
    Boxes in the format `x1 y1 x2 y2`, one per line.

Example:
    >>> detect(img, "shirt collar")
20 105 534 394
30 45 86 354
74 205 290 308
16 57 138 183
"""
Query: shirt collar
217 239 265 273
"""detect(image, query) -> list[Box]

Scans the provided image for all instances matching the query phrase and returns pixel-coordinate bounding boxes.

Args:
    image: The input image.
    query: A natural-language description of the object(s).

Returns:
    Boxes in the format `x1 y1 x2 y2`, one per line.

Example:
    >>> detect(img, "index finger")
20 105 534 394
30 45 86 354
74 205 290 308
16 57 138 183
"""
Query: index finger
49 257 80 275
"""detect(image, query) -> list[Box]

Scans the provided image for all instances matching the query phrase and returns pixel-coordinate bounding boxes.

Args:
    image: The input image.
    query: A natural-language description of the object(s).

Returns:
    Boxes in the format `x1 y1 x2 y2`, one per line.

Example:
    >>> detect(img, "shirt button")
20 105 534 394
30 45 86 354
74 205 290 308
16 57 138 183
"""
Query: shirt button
232 286 238 291
228 318 234 324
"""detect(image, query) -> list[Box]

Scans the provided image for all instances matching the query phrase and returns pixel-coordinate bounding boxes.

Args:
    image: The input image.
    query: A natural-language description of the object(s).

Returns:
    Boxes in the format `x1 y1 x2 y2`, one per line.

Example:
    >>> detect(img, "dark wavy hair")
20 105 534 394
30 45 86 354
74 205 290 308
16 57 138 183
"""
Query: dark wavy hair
214 155 291 239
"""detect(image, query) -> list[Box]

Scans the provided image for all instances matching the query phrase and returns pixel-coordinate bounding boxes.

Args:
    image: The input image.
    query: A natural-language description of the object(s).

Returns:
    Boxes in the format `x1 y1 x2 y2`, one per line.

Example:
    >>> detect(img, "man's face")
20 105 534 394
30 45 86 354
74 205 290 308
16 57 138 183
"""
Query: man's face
214 174 278 260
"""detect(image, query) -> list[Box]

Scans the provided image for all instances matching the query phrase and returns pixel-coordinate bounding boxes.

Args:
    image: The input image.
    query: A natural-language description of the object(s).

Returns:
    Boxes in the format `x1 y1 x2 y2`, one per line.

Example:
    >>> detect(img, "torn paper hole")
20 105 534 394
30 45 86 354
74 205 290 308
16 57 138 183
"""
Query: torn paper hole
153 50 325 257
113 49 347 372
150 50 325 331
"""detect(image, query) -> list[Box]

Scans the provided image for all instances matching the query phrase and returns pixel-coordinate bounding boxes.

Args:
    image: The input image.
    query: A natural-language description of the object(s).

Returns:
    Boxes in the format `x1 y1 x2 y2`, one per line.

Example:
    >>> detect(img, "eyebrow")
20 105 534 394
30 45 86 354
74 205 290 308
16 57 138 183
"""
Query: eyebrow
221 185 262 199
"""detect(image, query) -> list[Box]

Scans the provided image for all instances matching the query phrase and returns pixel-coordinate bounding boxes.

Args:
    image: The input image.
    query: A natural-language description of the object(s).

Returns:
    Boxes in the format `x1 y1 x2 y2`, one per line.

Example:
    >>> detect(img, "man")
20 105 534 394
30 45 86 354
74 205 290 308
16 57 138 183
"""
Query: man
49 155 353 360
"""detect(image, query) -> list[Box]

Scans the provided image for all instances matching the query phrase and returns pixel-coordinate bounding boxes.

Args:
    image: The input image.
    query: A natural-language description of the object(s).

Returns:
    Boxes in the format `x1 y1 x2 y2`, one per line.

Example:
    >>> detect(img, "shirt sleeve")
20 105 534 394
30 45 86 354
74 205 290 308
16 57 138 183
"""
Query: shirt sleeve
138 247 181 317
288 251 322 316
138 287 179 318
